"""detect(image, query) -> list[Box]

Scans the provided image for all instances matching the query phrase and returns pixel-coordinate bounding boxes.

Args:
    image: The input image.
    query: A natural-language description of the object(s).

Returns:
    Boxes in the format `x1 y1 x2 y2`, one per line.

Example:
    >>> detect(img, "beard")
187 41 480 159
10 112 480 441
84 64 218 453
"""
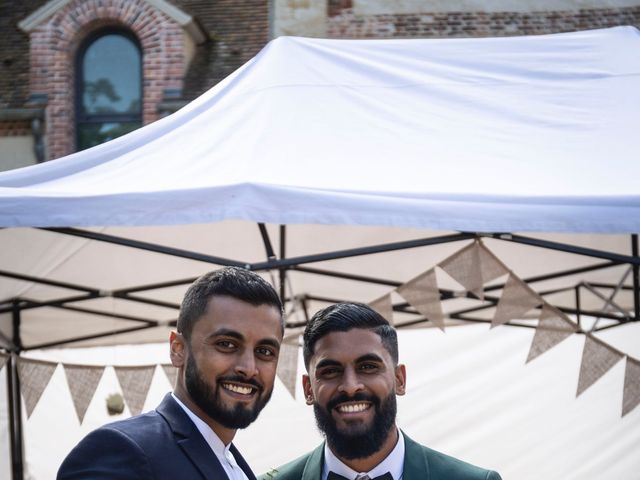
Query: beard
184 353 272 429
313 391 397 460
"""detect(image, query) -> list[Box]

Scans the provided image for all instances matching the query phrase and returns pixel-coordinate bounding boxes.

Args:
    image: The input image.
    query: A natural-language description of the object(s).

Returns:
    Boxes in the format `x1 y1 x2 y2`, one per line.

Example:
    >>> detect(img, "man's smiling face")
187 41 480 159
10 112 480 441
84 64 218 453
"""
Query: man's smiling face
303 328 406 459
173 295 283 433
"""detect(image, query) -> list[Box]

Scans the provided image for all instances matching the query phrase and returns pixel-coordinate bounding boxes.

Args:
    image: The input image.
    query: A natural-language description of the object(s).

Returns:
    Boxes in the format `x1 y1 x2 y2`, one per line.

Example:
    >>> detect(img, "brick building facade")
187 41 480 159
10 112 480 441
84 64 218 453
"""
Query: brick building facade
0 0 269 167
1 0 639 170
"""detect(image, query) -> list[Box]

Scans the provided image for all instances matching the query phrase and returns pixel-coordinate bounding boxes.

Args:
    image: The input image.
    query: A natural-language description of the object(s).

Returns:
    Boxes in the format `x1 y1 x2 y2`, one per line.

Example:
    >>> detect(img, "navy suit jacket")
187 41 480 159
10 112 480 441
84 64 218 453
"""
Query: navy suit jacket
57 393 256 479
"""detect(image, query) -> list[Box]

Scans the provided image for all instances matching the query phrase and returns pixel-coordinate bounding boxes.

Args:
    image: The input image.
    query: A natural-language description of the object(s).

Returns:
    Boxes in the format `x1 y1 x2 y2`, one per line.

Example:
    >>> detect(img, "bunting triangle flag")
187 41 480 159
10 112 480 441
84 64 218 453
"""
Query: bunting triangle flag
369 293 394 325
17 357 58 418
396 268 444 331
526 304 577 363
63 364 105 424
439 242 484 299
115 365 156 416
622 356 640 417
492 273 541 328
477 242 510 285
576 335 624 397
277 335 300 399
162 364 178 388
0 352 8 371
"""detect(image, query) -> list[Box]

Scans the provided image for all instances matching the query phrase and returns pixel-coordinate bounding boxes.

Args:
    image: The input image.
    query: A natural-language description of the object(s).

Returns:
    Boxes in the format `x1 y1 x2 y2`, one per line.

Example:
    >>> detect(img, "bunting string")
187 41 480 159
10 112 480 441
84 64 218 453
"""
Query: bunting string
1 239 637 419
0 357 178 424
369 238 640 417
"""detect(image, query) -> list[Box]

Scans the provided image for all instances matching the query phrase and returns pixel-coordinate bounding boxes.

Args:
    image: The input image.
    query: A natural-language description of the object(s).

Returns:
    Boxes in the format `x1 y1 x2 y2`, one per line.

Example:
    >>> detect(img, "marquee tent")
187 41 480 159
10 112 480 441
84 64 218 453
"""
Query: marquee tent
0 26 639 479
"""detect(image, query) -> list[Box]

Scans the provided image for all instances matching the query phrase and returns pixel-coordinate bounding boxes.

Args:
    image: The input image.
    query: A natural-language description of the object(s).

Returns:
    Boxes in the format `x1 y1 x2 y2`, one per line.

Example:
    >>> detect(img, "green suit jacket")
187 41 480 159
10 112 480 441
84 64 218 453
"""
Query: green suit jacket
259 432 501 480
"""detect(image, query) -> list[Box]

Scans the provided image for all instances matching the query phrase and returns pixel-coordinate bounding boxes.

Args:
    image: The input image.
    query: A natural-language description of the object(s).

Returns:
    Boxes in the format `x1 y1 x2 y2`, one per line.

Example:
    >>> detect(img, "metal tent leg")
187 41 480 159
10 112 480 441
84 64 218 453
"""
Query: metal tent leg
632 234 639 321
8 301 24 480
7 353 23 480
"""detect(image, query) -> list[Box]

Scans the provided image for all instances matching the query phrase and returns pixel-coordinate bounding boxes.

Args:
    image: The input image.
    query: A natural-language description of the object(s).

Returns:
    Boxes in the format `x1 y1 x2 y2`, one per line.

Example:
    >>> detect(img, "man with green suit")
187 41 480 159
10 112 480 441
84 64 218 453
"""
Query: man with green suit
262 303 501 480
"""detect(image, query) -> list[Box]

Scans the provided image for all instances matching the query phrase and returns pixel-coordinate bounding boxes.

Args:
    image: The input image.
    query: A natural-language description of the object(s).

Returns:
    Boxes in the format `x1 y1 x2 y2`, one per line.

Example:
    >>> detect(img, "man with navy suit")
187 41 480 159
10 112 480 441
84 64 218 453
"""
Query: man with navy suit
58 267 284 479
262 303 501 480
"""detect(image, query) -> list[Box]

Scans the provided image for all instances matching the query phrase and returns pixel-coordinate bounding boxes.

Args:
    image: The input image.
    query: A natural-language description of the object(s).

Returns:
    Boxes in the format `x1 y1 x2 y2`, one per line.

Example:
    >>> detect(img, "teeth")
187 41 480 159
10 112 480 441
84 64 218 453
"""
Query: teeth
223 383 253 395
337 403 369 413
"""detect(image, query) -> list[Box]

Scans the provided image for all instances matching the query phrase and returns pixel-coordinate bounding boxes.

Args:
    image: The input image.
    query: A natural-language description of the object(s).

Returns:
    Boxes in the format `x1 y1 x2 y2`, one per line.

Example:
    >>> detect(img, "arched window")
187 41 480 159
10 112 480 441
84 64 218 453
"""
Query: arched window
76 29 142 151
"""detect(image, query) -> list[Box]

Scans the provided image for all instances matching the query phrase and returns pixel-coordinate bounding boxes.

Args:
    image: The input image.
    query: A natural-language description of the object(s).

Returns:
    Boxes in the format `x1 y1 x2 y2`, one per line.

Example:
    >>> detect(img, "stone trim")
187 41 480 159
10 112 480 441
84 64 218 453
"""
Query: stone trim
145 0 207 44
18 0 72 33
19 0 206 45
0 108 44 122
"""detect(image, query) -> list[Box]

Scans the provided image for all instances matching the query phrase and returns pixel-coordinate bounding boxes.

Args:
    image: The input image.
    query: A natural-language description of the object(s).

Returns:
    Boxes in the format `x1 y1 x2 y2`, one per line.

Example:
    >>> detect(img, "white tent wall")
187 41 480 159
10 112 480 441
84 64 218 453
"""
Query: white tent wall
5 325 640 479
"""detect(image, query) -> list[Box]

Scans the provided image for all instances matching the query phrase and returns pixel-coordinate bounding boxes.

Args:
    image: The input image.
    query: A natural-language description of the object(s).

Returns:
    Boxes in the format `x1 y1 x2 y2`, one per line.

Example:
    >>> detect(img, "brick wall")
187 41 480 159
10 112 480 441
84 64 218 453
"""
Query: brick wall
0 120 31 136
27 0 185 159
178 0 270 99
327 6 640 38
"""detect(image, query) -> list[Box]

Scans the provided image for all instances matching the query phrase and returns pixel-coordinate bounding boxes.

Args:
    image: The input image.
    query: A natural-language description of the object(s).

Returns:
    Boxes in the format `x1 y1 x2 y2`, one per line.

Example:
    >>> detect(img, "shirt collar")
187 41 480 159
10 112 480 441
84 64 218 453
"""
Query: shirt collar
322 429 405 480
171 393 231 456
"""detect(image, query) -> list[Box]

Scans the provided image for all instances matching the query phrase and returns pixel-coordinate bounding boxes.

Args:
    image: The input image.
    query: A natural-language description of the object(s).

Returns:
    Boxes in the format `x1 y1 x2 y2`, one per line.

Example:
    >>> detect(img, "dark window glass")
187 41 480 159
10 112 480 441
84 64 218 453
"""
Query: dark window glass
76 30 142 151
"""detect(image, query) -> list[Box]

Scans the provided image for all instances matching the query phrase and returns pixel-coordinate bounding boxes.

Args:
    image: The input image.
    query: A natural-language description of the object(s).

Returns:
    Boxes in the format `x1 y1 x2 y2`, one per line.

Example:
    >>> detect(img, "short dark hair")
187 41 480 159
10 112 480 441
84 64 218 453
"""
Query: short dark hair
178 267 283 340
302 302 398 369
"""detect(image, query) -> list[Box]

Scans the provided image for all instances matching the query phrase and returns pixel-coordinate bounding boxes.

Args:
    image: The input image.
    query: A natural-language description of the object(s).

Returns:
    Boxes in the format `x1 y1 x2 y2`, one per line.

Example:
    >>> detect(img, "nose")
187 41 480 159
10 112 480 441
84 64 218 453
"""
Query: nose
338 366 363 396
234 348 258 379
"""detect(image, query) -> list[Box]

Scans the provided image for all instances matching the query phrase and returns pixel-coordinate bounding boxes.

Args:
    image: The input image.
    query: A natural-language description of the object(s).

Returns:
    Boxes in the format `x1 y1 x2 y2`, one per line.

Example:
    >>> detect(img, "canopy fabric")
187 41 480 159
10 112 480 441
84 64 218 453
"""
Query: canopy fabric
1 27 640 232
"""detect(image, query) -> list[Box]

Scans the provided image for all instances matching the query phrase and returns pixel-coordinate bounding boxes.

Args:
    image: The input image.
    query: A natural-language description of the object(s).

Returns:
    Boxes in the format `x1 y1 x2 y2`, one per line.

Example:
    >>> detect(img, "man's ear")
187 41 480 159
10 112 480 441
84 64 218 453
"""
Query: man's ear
302 374 314 405
170 331 186 368
395 364 407 396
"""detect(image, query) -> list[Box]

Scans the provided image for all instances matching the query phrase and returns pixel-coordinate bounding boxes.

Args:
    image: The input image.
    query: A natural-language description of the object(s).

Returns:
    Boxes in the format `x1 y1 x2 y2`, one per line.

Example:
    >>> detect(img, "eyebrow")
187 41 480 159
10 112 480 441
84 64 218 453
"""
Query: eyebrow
315 353 385 371
207 328 281 349
258 338 281 350
314 359 342 370
209 328 244 341
356 353 385 364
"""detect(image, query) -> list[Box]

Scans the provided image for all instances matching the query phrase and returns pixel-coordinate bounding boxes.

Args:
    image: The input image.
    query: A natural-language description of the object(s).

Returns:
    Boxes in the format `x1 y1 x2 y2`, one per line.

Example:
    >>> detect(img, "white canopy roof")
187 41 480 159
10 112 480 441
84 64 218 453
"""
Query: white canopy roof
1 26 639 232
0 27 639 480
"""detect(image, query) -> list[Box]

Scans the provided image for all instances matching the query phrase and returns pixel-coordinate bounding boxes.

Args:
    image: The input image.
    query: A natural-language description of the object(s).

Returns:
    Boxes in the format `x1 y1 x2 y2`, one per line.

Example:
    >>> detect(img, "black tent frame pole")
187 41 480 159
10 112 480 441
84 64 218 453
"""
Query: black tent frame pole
26 324 163 351
41 227 246 267
250 232 475 270
8 301 24 480
7 354 23 480
632 234 639 321
485 232 640 265
279 225 286 305
3 228 636 350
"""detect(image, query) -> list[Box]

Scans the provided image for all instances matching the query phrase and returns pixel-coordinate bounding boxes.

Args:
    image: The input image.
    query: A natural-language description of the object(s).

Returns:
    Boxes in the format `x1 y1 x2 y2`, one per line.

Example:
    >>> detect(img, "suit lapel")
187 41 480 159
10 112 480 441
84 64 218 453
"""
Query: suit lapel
230 443 256 480
157 394 231 479
300 443 325 480
401 431 430 480
303 433 428 480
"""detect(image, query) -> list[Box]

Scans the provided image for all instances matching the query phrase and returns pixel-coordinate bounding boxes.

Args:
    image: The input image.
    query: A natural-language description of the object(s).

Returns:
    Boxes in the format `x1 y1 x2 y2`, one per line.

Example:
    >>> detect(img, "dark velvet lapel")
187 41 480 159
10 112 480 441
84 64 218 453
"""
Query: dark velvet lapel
301 433 429 480
156 393 231 480
401 431 430 480
300 442 325 480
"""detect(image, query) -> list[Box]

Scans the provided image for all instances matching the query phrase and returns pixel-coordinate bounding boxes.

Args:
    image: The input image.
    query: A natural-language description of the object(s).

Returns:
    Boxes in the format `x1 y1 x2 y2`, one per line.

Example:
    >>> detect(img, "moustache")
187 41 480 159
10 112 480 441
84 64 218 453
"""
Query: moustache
326 392 380 412
217 375 263 393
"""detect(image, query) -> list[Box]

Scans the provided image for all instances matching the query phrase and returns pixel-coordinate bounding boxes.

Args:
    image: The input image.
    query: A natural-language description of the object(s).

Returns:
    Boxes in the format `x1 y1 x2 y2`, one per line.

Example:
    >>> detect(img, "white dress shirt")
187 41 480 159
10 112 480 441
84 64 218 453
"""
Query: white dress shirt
172 393 249 480
321 429 405 480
